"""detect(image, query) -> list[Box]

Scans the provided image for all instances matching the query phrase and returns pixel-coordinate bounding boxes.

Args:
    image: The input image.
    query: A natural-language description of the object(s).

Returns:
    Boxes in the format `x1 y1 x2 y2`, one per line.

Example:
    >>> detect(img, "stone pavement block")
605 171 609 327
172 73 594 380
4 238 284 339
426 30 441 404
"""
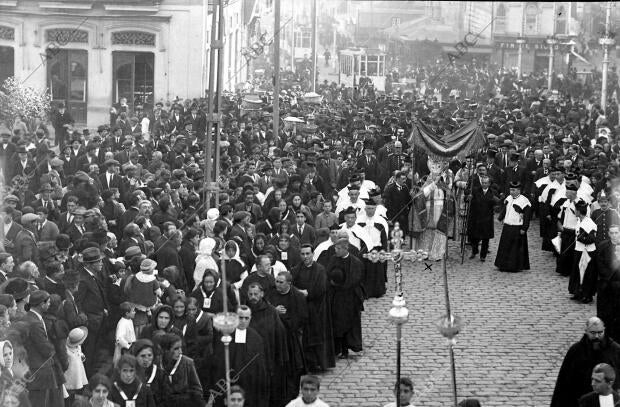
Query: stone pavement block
316 222 593 406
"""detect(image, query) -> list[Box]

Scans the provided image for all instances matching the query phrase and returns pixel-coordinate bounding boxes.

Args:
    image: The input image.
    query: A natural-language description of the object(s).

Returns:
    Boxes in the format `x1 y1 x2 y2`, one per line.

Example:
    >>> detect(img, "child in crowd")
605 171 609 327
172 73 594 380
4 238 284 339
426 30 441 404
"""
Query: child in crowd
286 375 330 407
64 326 89 405
114 302 137 366
109 354 156 407
383 377 414 407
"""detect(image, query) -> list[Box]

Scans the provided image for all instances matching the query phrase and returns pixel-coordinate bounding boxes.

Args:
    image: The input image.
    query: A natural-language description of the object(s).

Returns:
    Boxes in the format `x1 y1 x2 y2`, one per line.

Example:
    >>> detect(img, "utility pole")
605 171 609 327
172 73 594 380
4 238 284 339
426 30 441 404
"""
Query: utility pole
546 2 558 91
201 0 207 97
290 0 295 72
311 0 317 92
204 0 225 211
601 1 614 113
516 2 526 80
273 0 281 147
213 0 224 207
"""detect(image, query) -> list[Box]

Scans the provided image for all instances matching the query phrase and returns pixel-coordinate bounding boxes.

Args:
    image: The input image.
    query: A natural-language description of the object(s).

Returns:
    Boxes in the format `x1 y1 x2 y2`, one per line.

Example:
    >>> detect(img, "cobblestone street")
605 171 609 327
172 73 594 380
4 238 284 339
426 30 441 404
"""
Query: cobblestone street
317 220 594 407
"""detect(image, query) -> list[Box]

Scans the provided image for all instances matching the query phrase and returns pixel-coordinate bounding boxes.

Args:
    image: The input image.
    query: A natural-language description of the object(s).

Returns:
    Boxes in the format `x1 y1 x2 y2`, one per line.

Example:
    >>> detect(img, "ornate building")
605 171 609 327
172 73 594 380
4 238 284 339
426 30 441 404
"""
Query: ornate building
0 0 249 126
491 2 577 74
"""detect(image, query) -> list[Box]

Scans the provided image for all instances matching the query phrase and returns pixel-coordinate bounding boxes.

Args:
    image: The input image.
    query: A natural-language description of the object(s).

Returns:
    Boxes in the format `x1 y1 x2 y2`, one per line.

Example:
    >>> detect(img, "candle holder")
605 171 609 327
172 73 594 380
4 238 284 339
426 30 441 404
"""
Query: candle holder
213 312 240 336
362 244 428 407
436 314 463 344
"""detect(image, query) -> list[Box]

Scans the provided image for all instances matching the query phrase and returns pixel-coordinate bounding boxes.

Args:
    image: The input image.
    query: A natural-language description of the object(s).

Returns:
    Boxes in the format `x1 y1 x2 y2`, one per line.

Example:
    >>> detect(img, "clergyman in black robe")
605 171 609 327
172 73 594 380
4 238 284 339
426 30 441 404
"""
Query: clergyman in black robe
357 202 389 298
326 238 365 358
550 317 620 407
494 183 531 272
246 282 289 407
292 245 336 371
266 271 309 404
596 229 620 341
210 306 269 407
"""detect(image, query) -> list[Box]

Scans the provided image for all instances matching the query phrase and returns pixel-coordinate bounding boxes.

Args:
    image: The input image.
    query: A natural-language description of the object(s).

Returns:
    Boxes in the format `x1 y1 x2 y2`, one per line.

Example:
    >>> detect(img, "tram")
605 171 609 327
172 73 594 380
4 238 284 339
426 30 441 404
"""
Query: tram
338 48 387 92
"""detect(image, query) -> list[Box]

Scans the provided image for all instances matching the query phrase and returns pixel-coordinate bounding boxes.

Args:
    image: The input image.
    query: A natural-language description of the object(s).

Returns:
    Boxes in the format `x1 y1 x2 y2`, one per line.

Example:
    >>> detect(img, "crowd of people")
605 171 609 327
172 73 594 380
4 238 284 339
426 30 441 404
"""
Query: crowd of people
0 55 618 407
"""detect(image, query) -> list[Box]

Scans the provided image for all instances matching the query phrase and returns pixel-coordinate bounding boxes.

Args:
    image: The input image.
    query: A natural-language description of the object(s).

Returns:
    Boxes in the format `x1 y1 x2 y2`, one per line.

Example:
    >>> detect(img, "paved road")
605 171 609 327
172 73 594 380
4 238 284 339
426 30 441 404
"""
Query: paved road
317 220 594 407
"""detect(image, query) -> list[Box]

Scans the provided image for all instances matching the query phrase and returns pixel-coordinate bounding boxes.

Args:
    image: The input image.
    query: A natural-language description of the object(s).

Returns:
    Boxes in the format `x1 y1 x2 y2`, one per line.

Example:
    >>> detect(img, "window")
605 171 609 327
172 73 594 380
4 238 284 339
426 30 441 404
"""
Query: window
391 17 401 27
47 49 88 123
378 55 385 76
366 55 378 76
0 46 13 85
495 4 506 33
525 3 539 34
294 29 312 49
340 54 352 75
359 55 367 76
556 5 567 34
113 51 154 108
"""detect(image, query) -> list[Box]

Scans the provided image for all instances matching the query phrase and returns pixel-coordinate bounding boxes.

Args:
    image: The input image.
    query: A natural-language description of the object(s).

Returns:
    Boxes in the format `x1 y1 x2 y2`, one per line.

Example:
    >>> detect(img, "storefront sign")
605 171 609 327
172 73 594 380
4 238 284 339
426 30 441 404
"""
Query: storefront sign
493 36 565 51
495 41 561 50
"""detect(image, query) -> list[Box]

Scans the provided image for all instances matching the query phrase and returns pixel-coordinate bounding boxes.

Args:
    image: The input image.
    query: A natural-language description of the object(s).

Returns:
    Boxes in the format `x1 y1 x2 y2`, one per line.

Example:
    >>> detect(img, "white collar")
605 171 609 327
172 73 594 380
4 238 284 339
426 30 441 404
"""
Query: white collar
234 328 247 343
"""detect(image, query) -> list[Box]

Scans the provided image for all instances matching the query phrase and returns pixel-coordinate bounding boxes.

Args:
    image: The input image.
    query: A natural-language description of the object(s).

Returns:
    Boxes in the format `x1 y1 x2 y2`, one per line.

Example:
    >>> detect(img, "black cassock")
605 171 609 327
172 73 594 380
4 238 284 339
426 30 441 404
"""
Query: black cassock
266 287 309 403
540 188 562 253
596 240 620 341
248 298 289 407
494 196 531 272
568 221 597 300
211 328 269 407
292 261 336 370
317 243 359 269
357 222 388 298
550 335 620 407
592 208 620 244
326 254 365 354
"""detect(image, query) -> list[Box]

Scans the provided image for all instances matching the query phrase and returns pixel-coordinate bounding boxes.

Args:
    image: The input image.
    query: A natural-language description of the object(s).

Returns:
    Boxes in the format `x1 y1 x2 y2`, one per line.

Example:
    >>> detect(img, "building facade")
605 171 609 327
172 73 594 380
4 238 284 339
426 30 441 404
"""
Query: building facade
491 2 576 74
0 0 248 127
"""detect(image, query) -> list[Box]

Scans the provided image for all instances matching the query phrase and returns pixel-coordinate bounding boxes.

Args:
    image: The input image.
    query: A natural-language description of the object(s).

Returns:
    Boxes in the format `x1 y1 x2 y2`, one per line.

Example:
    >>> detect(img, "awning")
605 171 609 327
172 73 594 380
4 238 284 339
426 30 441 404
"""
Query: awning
441 46 493 54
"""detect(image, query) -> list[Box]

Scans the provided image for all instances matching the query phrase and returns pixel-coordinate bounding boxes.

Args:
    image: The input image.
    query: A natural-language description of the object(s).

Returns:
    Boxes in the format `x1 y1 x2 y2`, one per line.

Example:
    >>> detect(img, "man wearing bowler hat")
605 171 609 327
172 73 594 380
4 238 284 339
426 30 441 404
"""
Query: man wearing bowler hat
8 144 36 183
24 289 64 407
75 247 110 375
51 101 74 148
14 213 39 264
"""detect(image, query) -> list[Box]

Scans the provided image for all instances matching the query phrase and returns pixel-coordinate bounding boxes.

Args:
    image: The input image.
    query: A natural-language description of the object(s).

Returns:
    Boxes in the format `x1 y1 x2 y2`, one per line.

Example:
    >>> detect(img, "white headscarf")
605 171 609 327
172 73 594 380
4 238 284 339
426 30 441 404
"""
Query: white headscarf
202 208 220 236
194 238 219 289
225 240 245 268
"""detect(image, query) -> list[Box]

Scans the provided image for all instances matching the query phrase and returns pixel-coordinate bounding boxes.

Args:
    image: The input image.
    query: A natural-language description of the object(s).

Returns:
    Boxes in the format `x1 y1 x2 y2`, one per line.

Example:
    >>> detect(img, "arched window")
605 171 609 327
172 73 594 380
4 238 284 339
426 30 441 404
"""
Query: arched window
495 4 506 33
525 3 539 34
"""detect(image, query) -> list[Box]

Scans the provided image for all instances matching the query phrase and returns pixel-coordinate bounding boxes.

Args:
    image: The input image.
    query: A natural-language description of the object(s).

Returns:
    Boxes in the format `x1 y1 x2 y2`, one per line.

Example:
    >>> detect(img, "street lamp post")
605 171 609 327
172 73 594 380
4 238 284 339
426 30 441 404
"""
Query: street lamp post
546 36 558 90
363 234 428 407
600 1 615 113
213 243 240 406
516 37 526 80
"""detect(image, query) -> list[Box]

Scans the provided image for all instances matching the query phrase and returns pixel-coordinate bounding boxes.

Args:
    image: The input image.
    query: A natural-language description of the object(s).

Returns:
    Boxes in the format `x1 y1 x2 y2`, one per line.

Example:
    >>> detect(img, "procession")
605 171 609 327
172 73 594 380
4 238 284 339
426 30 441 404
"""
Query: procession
1 1 620 406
